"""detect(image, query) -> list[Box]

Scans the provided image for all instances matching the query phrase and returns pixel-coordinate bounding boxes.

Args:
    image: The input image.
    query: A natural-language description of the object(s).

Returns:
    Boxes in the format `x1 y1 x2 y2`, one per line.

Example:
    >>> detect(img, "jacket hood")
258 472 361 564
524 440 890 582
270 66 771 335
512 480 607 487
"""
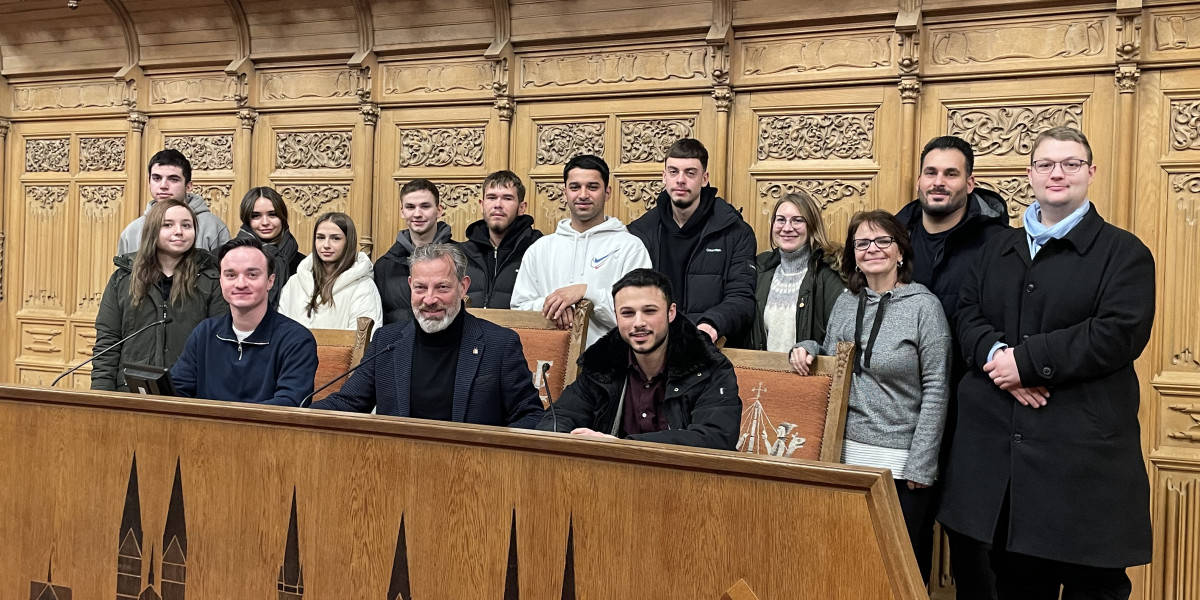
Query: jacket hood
141 192 213 216
578 314 721 383
896 187 1009 230
394 221 454 254
552 215 629 238
651 186 730 232
292 251 375 296
863 281 936 301
465 214 536 248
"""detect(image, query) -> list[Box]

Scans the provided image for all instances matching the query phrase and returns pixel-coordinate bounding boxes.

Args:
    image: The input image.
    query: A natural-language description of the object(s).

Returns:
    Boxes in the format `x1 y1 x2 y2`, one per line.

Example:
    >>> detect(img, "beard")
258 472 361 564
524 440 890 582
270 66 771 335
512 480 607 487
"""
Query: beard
414 299 461 334
918 188 969 217
626 328 668 355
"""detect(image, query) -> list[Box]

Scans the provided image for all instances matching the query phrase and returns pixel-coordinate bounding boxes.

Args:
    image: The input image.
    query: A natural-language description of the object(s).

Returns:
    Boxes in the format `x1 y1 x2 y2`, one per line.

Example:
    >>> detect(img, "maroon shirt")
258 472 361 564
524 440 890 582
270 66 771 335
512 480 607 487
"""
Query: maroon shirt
622 350 668 436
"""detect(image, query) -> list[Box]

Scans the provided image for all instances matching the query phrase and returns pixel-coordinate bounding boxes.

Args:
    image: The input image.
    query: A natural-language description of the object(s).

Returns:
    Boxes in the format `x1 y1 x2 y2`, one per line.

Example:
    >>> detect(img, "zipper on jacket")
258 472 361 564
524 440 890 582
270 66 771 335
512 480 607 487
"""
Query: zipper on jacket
215 333 268 361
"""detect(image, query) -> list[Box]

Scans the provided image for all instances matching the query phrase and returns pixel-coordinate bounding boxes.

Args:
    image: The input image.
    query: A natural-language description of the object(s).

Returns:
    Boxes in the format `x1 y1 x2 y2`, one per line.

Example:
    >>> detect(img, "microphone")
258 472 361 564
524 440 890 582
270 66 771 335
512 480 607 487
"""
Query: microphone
52 316 173 387
541 362 559 433
299 343 396 408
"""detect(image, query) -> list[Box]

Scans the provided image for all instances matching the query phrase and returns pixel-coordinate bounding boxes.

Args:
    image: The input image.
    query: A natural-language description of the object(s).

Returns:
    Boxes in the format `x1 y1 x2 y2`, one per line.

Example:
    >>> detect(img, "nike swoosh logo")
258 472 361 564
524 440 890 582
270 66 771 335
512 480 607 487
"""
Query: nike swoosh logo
591 250 617 268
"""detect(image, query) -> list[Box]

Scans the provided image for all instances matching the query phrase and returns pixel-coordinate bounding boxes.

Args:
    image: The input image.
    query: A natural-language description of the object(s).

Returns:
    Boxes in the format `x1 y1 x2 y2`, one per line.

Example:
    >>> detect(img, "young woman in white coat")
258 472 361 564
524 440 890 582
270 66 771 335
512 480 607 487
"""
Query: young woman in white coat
279 212 383 334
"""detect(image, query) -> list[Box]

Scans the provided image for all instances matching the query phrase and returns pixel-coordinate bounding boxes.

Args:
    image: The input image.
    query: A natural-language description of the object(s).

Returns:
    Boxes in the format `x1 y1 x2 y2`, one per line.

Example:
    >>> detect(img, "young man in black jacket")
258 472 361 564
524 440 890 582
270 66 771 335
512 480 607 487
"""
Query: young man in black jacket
374 178 454 325
628 138 757 347
536 268 741 450
460 170 542 309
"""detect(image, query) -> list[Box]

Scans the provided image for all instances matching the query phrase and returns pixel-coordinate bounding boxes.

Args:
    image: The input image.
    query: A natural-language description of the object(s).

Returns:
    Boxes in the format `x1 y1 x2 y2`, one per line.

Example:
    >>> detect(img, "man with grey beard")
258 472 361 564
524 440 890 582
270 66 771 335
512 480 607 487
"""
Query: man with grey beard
316 243 544 428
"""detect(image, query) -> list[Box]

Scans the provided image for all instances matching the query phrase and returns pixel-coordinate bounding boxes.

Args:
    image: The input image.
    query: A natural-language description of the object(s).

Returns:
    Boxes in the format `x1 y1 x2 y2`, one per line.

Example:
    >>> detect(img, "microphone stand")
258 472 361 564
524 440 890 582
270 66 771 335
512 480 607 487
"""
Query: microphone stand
51 317 171 387
299 343 396 408
542 362 559 433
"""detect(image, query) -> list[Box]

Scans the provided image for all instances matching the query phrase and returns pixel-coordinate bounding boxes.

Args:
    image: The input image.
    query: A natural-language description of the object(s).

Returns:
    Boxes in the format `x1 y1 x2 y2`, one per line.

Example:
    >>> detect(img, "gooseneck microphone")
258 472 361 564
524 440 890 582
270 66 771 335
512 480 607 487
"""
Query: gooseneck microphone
51 316 173 387
542 362 559 433
299 343 396 408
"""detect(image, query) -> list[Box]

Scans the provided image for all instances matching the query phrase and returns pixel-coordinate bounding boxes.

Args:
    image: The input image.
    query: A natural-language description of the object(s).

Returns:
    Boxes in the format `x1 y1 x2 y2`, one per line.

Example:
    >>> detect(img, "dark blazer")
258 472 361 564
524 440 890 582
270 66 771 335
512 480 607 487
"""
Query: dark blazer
316 310 544 428
938 205 1155 568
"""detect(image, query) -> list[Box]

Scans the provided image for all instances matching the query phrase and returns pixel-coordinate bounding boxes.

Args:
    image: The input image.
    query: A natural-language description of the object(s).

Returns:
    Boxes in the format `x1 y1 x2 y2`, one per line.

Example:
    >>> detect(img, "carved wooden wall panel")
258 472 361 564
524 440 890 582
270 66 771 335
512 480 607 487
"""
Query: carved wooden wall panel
375 106 499 248
145 116 244 235
732 87 900 252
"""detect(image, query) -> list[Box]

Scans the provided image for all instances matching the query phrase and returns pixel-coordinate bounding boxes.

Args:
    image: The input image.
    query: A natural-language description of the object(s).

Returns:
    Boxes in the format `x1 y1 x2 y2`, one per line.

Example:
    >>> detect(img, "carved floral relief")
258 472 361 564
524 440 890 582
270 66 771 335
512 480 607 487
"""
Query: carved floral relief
757 113 875 161
617 179 662 221
975 177 1035 222
151 76 238 105
931 20 1106 65
1155 13 1200 51
26 186 69 218
191 184 234 216
25 138 69 173
80 186 124 219
79 137 127 172
276 132 353 169
536 123 605 165
521 48 707 88
13 82 124 112
620 118 695 164
434 183 483 209
261 70 357 101
948 104 1083 157
1171 101 1200 151
279 184 350 217
742 35 892 75
535 181 568 226
384 62 493 95
400 128 486 167
165 135 235 171
1172 174 1200 227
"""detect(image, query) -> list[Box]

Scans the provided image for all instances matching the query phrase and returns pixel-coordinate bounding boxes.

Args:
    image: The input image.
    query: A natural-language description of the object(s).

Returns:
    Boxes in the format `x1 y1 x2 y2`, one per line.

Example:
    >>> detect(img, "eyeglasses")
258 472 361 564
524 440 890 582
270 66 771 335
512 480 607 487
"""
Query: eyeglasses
1031 159 1090 174
853 236 895 251
772 216 806 228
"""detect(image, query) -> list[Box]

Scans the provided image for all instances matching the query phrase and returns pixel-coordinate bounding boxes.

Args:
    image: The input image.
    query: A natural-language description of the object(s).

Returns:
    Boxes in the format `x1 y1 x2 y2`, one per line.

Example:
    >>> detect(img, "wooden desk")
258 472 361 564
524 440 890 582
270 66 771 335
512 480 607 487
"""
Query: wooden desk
0 384 924 599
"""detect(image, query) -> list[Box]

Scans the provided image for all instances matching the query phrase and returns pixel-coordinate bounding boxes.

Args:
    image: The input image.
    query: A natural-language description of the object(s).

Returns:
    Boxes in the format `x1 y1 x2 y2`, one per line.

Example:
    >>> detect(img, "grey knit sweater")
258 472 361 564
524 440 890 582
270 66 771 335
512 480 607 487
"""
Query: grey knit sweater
796 283 950 484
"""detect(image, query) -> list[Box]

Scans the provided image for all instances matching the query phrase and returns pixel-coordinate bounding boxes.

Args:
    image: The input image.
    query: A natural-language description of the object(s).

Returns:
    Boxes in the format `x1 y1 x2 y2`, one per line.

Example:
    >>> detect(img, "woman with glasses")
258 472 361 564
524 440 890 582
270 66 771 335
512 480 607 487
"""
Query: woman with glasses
236 186 304 309
789 209 950 583
745 191 845 351
279 212 383 334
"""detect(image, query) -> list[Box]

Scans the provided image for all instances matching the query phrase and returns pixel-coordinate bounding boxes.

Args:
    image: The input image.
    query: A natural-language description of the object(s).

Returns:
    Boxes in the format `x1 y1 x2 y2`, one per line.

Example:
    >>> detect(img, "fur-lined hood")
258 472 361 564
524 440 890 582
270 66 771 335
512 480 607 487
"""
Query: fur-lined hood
578 314 725 383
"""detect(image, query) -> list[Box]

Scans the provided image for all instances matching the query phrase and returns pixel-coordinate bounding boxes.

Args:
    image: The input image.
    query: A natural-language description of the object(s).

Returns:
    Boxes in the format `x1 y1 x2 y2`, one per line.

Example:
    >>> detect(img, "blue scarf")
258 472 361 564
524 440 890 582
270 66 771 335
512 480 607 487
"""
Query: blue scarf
1023 200 1090 258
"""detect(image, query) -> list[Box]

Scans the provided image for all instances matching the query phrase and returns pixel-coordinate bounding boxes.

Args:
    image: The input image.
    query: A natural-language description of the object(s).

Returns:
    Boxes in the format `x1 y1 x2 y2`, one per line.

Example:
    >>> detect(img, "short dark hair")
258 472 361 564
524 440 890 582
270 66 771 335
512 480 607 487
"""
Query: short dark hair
841 210 914 295
666 138 708 171
612 268 674 307
218 236 274 277
919 136 975 175
147 149 193 183
238 186 290 231
400 178 440 205
1032 126 1093 164
563 154 610 185
483 170 526 202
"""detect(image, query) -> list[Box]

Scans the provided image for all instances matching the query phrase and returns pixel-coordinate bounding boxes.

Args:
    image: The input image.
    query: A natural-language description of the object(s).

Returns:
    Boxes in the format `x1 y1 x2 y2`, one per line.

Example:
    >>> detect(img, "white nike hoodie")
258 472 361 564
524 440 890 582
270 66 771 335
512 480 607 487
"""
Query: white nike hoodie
511 216 652 347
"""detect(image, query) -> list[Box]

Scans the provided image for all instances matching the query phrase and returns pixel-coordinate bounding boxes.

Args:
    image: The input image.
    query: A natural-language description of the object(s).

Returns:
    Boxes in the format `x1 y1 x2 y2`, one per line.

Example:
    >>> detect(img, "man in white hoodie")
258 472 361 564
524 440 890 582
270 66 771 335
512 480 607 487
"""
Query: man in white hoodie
117 149 231 255
511 155 651 347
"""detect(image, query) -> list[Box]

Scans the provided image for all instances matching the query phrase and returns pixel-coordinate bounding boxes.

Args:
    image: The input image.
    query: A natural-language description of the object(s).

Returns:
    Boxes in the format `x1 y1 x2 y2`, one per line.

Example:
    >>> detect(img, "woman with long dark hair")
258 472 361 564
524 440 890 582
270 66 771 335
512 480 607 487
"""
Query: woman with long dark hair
746 190 845 351
279 212 382 333
92 198 227 391
789 209 950 583
236 186 303 308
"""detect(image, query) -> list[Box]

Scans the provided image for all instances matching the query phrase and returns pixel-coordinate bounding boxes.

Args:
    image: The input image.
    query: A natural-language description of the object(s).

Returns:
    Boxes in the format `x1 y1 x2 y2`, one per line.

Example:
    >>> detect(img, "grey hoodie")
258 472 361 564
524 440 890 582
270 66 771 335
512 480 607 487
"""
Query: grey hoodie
797 283 950 485
117 192 232 255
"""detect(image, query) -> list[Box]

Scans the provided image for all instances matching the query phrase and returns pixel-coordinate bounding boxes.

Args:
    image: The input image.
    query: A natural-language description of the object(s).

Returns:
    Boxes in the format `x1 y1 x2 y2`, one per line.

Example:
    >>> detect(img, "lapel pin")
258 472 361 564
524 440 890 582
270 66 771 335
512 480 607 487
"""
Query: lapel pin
473 347 479 354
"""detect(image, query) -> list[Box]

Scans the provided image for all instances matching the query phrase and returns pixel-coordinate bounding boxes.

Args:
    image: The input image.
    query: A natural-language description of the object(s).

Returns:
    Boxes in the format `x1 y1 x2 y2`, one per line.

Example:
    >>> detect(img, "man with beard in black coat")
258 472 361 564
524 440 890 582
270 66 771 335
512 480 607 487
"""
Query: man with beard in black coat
628 138 757 347
460 170 542 309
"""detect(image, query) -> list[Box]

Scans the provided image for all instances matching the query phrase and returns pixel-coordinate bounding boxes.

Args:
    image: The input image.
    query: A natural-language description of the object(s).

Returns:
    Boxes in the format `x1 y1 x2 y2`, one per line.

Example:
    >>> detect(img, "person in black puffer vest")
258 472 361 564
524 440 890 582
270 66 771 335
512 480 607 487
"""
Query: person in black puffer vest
459 170 542 310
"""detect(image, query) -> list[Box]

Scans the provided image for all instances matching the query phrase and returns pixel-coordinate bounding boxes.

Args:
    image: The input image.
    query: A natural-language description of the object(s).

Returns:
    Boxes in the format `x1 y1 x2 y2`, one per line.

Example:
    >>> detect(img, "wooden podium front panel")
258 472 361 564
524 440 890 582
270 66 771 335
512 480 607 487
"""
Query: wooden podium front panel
0 385 921 599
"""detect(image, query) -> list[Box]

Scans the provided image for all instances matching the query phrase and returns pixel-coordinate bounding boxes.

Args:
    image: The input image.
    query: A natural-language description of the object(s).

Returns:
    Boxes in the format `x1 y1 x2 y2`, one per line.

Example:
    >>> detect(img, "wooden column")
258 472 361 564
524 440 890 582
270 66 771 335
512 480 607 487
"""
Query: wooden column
358 103 379 256
126 110 147 218
898 78 921 208
0 119 8 306
236 108 257 211
712 85 732 193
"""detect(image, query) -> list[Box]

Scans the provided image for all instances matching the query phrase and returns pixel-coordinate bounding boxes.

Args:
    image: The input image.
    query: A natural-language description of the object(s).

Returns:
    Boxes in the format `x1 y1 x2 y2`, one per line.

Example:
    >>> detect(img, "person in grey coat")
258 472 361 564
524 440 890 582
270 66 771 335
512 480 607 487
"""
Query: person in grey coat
790 210 950 584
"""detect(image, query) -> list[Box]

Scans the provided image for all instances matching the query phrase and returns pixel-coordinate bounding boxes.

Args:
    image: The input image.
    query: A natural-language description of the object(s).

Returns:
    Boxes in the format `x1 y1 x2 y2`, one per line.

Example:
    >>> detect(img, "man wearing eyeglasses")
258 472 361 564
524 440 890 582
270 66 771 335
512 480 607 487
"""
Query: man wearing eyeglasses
938 127 1155 599
894 135 1010 584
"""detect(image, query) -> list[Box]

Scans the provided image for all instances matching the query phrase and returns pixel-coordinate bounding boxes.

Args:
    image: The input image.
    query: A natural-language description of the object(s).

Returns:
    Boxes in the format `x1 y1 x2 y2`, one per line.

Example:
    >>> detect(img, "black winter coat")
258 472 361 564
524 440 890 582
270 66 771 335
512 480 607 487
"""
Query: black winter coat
938 205 1155 568
745 247 845 350
461 215 542 309
91 251 229 391
536 317 742 449
374 223 454 325
628 187 757 344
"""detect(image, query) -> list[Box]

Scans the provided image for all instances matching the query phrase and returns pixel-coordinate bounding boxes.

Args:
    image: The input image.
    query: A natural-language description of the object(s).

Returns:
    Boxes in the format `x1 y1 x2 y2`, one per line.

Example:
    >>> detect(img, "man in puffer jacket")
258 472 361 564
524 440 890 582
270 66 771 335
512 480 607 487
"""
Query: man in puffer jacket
461 170 542 309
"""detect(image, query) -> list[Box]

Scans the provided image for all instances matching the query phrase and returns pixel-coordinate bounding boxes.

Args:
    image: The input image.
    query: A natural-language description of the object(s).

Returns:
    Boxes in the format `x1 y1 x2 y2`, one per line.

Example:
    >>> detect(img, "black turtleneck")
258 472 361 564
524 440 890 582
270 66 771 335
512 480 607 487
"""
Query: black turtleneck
409 305 466 421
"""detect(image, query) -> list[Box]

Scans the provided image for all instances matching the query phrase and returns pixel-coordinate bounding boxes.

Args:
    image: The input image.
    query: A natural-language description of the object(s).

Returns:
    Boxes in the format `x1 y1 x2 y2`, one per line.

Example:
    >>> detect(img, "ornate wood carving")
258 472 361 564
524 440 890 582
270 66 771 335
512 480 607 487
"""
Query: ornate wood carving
79 137 127 172
151 76 238 105
1173 174 1200 227
930 20 1106 65
1171 101 1200 151
1168 405 1200 441
536 122 605 165
521 48 707 89
1154 12 1200 51
1116 14 1142 61
278 184 350 217
79 186 124 220
1163 475 1200 598
164 135 235 171
275 132 353 169
191 184 234 216
399 128 486 168
757 113 874 161
617 179 662 222
435 183 483 209
25 186 69 218
948 104 1084 157
260 69 359 102
383 61 493 95
12 81 125 112
75 327 96 357
21 325 63 353
25 139 69 173
1115 64 1141 94
535 181 568 225
1174 348 1200 369
975 177 1035 222
898 78 921 103
741 34 892 76
758 179 871 207
620 118 695 164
